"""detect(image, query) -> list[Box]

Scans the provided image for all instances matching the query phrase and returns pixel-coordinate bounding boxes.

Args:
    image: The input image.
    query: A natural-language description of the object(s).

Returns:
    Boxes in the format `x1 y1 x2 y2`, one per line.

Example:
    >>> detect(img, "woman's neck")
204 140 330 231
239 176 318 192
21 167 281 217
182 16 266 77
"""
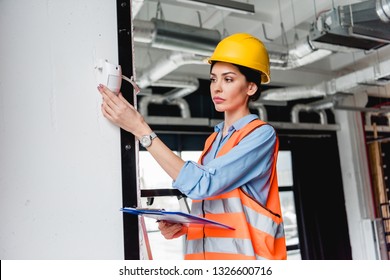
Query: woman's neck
224 109 251 129
223 108 251 136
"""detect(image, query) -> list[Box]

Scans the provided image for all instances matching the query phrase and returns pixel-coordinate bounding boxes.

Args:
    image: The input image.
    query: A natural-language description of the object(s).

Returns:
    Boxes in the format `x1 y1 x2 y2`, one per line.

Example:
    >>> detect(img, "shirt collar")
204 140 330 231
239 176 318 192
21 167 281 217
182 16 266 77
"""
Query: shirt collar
214 114 259 133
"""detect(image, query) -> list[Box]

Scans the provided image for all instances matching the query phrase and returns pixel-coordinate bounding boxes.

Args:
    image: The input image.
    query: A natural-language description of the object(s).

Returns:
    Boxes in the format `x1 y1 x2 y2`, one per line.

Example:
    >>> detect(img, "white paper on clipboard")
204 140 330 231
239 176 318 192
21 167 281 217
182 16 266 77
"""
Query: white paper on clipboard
121 207 235 230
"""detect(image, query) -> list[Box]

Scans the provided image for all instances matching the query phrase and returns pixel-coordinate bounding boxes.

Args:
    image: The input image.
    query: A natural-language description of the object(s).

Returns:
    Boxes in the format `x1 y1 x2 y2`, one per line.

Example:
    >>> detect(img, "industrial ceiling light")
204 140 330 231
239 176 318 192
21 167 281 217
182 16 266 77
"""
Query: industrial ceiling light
177 0 255 15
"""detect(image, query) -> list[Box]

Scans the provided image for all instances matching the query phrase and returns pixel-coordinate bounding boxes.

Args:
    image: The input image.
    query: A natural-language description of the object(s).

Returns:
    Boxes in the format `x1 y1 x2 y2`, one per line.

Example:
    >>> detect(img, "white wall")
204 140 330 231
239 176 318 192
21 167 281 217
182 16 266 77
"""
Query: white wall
0 0 125 259
335 93 378 259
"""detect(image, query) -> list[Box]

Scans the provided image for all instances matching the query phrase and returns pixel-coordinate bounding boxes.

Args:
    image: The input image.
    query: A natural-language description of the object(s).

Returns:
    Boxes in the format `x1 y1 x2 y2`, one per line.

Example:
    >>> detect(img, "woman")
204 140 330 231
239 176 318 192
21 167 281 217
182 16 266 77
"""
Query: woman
98 33 287 260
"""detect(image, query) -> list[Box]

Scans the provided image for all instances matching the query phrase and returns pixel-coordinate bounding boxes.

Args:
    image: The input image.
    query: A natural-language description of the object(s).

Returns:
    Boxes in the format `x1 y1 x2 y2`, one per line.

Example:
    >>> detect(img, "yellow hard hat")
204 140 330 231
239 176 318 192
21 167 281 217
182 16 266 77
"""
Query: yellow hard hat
208 33 270 84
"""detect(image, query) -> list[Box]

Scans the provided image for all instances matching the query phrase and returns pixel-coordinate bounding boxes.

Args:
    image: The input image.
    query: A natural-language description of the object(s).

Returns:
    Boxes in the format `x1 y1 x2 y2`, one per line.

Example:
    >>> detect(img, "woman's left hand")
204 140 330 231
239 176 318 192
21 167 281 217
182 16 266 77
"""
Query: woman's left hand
158 221 188 239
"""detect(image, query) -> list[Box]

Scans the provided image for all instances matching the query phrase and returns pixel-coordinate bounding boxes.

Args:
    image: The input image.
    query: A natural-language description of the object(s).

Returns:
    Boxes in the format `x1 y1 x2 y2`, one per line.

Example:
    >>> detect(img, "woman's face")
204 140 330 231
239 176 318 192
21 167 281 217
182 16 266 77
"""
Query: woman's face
210 62 255 113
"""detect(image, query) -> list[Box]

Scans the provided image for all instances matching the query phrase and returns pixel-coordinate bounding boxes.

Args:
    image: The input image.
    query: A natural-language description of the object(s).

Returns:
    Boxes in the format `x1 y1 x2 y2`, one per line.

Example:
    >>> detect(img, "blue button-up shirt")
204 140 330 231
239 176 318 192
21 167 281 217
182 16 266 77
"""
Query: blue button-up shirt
172 114 277 205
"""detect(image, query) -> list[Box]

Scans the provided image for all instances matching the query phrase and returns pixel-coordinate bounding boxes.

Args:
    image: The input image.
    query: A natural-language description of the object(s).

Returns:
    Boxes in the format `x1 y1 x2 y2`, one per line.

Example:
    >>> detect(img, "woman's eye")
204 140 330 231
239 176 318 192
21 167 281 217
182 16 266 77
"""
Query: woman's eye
225 78 233 83
210 77 216 82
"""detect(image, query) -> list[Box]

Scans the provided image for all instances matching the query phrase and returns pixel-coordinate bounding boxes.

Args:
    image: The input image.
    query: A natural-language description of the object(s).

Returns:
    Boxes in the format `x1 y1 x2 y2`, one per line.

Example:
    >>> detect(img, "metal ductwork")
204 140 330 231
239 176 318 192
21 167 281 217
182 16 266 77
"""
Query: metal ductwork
133 0 390 67
133 18 335 93
134 18 334 72
262 54 390 101
134 18 217 90
310 0 390 51
268 37 333 70
133 0 390 101
261 83 328 101
134 18 221 56
137 51 206 89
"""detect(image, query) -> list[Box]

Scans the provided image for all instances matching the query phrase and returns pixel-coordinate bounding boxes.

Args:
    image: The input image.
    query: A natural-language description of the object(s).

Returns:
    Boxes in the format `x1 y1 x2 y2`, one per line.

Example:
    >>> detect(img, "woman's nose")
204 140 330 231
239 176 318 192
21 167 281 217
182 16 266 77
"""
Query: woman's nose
211 80 222 92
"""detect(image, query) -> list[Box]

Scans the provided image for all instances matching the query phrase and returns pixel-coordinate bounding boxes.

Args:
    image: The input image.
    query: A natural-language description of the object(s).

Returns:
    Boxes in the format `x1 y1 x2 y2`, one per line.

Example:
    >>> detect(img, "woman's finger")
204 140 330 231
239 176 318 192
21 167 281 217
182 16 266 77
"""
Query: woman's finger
98 84 121 108
117 92 135 109
98 84 117 98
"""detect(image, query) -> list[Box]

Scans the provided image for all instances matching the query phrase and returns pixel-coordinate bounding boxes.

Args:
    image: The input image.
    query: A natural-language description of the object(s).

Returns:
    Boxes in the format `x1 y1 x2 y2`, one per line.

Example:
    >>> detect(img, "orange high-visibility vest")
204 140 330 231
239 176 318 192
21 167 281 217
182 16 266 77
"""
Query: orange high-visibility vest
185 119 287 260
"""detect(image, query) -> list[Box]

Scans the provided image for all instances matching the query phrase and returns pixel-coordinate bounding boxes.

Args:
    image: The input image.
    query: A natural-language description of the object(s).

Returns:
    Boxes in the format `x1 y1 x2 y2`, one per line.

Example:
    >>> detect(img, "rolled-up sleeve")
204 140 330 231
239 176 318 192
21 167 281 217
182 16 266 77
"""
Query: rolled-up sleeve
173 161 217 199
172 125 276 201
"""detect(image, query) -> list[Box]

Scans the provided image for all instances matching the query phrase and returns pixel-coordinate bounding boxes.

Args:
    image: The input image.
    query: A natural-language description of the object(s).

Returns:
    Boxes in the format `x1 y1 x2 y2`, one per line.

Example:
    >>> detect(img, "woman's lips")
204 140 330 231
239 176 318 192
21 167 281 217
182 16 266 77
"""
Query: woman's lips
213 97 225 104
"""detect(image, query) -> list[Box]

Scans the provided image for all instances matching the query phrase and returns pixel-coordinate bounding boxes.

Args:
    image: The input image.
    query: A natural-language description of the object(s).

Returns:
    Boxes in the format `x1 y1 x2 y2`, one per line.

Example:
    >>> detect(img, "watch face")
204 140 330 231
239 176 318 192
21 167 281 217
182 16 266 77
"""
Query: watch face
140 136 151 147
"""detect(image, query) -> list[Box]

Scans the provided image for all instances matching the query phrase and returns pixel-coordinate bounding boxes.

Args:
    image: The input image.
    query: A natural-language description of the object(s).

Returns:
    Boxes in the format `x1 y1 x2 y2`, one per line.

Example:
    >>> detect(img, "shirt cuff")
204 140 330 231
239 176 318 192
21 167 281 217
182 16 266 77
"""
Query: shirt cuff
172 161 215 196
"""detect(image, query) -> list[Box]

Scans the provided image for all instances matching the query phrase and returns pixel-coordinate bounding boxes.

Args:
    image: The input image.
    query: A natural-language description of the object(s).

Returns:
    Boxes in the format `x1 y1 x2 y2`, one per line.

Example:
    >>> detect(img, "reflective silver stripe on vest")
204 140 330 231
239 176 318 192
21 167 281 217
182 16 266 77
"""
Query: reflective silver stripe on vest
186 237 255 257
243 204 285 238
191 197 285 238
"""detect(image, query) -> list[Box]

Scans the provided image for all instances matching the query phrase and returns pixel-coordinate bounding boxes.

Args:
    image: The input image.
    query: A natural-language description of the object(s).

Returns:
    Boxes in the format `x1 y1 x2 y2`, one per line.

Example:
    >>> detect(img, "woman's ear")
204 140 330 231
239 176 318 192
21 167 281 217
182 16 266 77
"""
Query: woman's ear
247 82 258 97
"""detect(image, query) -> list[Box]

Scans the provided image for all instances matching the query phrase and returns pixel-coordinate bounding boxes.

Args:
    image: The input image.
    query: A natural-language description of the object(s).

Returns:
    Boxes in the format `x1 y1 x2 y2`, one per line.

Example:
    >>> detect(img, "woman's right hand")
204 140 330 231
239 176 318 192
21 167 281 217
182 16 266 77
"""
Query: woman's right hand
98 84 151 137
158 221 188 239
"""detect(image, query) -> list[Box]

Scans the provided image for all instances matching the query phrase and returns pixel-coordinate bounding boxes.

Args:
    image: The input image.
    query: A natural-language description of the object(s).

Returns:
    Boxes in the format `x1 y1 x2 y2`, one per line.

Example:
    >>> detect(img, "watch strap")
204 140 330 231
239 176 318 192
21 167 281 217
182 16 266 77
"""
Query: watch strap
149 132 157 140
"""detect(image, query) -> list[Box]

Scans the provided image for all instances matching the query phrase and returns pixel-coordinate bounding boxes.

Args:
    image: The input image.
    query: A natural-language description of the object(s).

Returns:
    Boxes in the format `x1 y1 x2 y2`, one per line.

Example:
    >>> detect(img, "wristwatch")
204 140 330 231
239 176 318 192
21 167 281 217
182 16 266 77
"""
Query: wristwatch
139 132 157 148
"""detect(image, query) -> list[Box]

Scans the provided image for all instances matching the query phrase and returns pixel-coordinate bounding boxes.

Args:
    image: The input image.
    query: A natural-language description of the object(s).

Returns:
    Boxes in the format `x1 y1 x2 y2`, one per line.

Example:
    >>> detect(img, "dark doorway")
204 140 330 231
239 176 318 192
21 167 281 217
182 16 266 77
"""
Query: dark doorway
279 130 352 259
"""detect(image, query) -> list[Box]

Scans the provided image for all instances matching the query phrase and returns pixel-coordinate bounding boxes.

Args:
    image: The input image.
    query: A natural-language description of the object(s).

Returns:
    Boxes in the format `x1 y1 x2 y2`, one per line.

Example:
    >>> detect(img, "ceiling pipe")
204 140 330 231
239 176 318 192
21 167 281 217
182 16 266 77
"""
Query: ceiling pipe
270 37 333 70
132 17 334 97
138 77 199 112
138 94 191 118
377 0 390 22
291 104 328 124
132 0 390 78
151 76 199 89
134 18 332 71
139 77 200 101
304 96 341 111
137 51 206 88
365 84 390 98
365 112 390 128
290 95 347 123
133 0 390 100
261 83 328 101
163 87 198 102
161 78 199 102
249 102 268 121
262 55 390 101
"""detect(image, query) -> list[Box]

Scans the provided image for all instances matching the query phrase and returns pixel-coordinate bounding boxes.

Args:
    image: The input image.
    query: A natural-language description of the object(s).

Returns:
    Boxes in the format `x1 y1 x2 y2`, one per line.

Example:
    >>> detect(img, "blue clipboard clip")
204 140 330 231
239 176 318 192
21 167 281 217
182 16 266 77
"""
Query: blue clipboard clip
121 207 235 230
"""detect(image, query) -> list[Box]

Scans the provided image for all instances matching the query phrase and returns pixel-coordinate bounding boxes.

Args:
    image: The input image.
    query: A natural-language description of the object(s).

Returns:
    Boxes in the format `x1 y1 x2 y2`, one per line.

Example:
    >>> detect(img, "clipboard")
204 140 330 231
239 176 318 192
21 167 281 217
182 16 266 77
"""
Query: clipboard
121 207 235 230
